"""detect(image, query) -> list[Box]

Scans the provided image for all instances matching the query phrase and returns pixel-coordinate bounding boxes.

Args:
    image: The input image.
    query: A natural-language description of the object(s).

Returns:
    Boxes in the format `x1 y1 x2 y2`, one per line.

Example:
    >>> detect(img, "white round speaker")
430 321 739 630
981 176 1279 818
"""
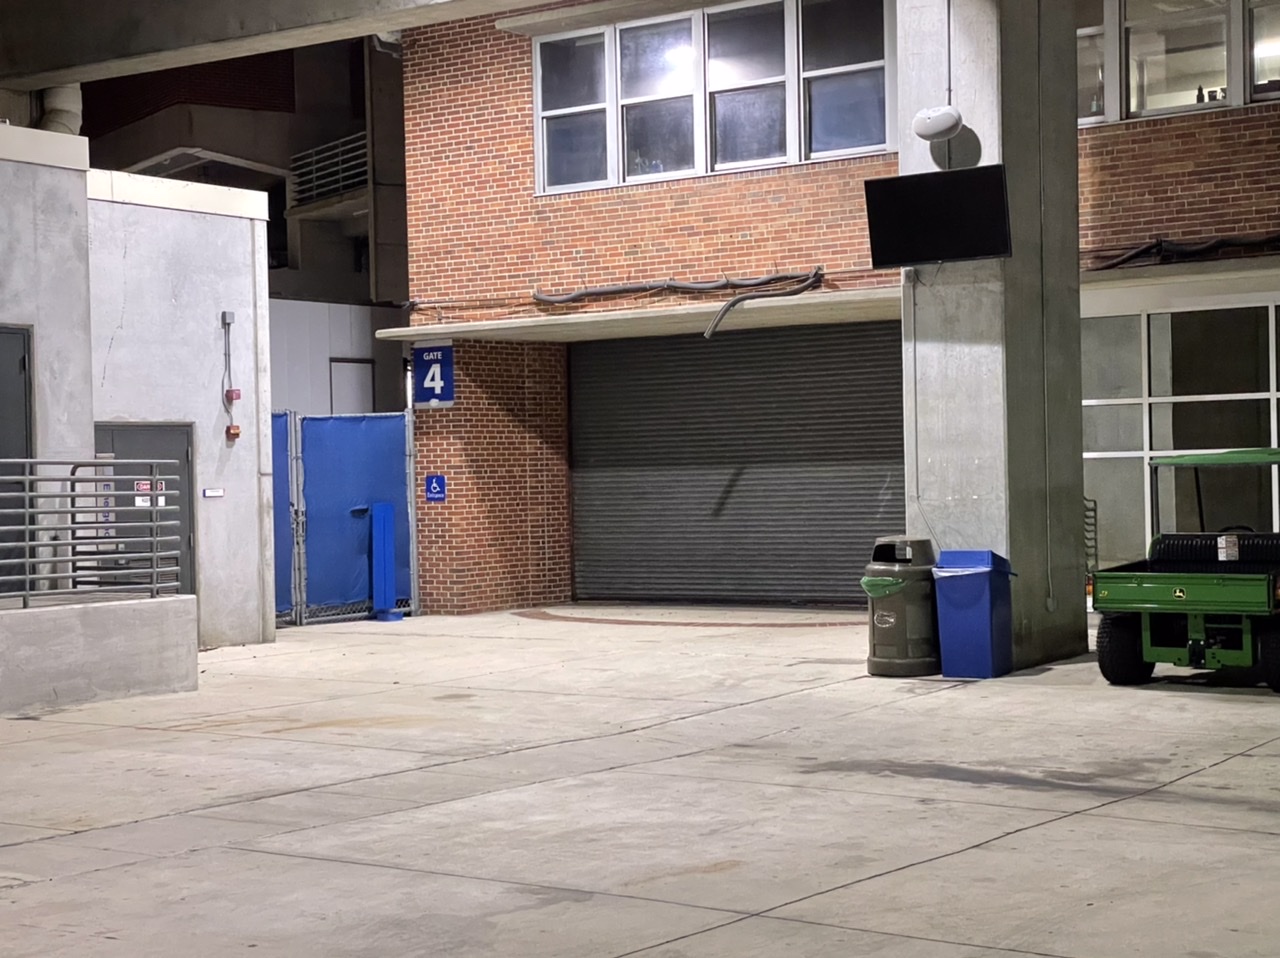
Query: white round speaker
912 105 964 142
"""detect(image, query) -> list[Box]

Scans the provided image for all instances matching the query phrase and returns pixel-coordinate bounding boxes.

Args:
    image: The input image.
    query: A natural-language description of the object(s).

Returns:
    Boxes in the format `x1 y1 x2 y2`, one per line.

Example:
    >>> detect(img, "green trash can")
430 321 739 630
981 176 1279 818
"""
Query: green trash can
860 536 940 677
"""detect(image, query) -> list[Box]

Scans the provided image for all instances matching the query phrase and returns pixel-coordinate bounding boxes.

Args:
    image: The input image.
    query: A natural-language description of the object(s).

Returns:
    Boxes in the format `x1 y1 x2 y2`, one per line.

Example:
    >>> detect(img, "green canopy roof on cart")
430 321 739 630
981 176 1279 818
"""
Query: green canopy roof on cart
1151 448 1280 467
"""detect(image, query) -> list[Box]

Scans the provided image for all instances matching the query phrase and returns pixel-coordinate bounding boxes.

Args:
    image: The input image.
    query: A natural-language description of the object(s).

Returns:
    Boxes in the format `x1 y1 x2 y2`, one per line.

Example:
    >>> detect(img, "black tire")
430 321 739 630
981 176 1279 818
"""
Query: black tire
1097 614 1155 686
1258 626 1280 694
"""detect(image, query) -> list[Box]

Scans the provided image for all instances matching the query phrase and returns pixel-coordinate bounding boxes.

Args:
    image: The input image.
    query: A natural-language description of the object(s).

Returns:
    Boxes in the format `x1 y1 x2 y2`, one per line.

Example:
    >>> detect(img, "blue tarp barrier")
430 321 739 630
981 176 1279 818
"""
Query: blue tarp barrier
300 415 411 609
271 413 292 614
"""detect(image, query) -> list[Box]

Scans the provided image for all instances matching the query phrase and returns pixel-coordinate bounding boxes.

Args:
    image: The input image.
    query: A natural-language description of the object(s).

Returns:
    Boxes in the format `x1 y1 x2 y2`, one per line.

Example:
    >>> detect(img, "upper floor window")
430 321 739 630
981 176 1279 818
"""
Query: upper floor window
1077 0 1106 118
535 0 890 193
1127 0 1227 114
1078 0 1280 122
1253 0 1280 97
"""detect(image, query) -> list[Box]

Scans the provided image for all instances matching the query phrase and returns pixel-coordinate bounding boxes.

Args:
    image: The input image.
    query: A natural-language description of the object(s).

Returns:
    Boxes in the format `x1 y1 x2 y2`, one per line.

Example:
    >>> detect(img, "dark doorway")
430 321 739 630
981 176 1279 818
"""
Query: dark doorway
94 424 196 595
0 328 32 595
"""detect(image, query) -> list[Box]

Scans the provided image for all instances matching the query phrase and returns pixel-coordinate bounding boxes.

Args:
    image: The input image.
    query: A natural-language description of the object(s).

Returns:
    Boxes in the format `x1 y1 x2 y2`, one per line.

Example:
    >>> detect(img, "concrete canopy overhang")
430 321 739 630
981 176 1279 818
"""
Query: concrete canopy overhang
375 287 902 343
0 0 556 90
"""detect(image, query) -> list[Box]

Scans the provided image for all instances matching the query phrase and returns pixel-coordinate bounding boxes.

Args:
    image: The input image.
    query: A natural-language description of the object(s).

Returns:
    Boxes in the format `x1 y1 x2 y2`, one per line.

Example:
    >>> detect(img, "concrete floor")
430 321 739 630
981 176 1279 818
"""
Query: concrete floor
3 607 1280 957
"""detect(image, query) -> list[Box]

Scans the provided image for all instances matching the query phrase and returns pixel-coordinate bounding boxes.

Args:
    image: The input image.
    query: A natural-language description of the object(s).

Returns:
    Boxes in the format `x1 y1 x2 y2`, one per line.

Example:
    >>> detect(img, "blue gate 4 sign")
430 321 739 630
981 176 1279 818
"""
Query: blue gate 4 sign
413 344 455 408
425 475 447 502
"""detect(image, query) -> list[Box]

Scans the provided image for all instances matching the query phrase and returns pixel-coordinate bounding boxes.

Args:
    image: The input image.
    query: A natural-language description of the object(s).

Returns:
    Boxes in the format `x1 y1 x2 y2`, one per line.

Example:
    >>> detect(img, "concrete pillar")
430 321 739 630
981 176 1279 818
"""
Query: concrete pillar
898 0 1087 668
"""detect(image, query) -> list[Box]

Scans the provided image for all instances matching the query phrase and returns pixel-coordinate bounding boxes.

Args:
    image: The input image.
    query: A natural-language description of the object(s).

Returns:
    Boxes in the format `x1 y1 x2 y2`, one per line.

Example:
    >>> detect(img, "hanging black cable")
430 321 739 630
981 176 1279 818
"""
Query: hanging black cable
533 270 817 305
1092 231 1280 270
703 267 824 340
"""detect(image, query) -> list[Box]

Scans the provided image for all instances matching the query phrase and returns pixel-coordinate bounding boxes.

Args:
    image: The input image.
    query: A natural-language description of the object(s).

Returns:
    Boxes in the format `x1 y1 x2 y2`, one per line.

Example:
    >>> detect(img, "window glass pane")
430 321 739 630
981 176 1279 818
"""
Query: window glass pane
624 97 695 177
802 0 885 71
1150 399 1270 450
545 111 607 187
1149 308 1269 397
1078 33 1106 116
539 35 605 111
1084 405 1144 452
1082 316 1143 400
1126 0 1228 22
1253 4 1280 96
708 3 785 89
713 85 786 166
620 20 694 100
1127 18 1226 113
807 68 886 153
1076 0 1104 30
1157 464 1272 534
1084 458 1147 566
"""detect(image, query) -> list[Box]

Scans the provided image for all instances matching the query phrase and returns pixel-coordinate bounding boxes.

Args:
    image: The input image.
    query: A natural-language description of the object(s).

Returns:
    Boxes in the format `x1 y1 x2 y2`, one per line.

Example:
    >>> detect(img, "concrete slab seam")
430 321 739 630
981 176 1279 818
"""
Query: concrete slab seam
224 843 754 919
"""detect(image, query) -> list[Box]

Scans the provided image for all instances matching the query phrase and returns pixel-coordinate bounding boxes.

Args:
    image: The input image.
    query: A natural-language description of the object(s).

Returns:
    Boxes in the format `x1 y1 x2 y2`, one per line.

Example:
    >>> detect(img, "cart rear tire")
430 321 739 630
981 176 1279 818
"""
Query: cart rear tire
1097 614 1154 686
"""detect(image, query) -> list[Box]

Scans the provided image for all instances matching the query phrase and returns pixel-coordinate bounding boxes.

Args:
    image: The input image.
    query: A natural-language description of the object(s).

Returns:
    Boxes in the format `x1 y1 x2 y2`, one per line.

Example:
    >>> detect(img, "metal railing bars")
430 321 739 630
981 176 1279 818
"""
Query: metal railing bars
288 132 369 207
0 458 185 610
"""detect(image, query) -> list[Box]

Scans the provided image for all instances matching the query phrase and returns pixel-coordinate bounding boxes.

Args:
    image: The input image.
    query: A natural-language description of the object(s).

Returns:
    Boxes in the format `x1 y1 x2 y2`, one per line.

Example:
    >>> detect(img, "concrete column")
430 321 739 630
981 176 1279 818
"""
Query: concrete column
898 0 1087 667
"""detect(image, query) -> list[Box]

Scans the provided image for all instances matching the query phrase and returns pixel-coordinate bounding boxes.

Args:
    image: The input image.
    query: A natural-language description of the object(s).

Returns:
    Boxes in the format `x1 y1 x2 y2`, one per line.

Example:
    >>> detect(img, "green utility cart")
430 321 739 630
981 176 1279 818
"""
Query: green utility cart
1092 448 1280 691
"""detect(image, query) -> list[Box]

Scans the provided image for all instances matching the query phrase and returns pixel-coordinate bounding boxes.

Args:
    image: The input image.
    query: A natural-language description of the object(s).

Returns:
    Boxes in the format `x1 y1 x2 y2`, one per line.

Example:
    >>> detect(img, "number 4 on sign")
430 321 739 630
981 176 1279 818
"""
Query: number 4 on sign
423 363 444 394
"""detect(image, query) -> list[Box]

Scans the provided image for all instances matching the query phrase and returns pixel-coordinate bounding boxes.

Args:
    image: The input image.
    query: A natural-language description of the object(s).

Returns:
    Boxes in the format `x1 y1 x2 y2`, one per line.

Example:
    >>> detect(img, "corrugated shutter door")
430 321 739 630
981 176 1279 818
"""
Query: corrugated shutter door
570 322 905 605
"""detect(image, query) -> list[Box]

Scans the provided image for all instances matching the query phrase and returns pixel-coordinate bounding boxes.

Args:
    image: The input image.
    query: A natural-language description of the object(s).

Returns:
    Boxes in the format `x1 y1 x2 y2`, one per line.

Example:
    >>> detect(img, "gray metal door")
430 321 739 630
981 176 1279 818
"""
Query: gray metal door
570 322 905 606
95 424 196 595
0 328 31 594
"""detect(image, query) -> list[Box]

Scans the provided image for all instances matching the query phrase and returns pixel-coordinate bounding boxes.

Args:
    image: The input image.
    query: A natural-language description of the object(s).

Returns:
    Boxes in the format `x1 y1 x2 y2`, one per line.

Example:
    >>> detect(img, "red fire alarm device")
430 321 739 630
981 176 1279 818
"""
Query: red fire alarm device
225 424 242 441
225 388 241 403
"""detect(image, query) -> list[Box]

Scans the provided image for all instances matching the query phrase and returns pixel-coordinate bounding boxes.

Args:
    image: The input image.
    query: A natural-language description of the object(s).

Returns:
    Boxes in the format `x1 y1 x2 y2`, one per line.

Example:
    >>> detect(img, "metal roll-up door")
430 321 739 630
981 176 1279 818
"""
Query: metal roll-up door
570 322 905 605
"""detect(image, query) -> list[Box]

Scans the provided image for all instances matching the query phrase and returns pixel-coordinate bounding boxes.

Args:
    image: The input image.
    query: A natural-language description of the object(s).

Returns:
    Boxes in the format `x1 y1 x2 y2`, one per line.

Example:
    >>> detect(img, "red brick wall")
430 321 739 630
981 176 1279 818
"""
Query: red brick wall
413 341 571 614
402 12 1280 614
402 15 898 330
1079 103 1280 267
402 13 898 613
82 51 296 139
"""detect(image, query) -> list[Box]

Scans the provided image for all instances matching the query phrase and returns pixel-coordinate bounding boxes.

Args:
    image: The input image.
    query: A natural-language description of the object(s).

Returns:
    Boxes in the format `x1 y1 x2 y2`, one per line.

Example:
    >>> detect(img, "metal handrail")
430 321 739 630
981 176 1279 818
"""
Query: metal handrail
288 132 369 207
0 458 184 610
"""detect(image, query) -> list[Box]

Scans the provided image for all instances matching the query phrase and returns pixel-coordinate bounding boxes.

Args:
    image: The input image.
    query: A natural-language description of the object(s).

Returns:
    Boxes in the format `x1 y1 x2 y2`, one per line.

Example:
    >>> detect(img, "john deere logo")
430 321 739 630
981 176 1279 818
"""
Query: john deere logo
1173 588 1187 600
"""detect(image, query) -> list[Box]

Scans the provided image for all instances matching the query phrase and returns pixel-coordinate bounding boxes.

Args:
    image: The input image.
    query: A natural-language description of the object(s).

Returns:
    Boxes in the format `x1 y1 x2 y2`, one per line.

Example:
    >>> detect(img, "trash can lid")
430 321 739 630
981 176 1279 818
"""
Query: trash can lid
870 537 936 566
936 550 1011 573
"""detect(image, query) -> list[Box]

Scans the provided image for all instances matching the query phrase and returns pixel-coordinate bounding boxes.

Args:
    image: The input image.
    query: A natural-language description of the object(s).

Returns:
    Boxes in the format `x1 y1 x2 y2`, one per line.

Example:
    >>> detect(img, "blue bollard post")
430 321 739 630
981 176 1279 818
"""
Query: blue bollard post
370 501 403 622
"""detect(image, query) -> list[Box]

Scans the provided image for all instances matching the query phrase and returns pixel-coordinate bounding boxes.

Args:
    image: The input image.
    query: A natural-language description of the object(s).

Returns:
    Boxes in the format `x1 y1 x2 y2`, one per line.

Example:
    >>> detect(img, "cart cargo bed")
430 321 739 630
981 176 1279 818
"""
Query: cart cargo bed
1093 534 1280 615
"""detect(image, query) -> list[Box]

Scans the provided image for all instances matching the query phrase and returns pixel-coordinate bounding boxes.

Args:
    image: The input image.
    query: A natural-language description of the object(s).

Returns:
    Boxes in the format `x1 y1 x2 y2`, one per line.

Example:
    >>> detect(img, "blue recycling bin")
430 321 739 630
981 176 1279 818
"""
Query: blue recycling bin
932 550 1014 679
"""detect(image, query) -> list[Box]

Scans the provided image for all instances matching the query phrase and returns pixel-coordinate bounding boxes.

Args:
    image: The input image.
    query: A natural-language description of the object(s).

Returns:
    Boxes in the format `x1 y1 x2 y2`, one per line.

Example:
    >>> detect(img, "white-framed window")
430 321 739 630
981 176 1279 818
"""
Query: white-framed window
1251 0 1280 98
1125 0 1231 116
1075 0 1280 123
1081 302 1280 568
534 0 892 194
1076 0 1108 121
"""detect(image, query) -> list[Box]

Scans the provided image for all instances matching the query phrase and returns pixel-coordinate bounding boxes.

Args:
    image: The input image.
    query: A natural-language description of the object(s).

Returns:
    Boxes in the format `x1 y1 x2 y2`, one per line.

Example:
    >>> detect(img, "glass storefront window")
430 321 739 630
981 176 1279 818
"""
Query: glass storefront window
1149 399 1270 450
1082 304 1280 555
1082 315 1143 399
1085 458 1148 566
1156 464 1273 535
1084 405 1144 453
1149 308 1270 397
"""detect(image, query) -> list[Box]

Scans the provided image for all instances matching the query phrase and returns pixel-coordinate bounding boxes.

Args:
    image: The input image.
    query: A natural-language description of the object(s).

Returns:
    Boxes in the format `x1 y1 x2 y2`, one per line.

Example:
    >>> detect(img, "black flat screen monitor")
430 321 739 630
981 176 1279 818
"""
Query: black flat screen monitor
864 164 1012 269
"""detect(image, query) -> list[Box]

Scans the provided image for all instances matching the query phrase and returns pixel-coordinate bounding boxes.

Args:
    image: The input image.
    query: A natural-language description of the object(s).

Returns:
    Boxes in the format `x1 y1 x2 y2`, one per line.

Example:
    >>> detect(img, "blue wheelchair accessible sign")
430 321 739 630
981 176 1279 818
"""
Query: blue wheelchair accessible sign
425 475 447 503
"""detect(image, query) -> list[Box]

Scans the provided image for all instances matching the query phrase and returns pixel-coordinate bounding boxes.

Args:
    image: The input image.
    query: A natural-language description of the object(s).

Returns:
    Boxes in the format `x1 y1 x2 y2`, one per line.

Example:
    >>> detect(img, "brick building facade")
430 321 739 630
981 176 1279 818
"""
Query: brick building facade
400 5 1280 613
